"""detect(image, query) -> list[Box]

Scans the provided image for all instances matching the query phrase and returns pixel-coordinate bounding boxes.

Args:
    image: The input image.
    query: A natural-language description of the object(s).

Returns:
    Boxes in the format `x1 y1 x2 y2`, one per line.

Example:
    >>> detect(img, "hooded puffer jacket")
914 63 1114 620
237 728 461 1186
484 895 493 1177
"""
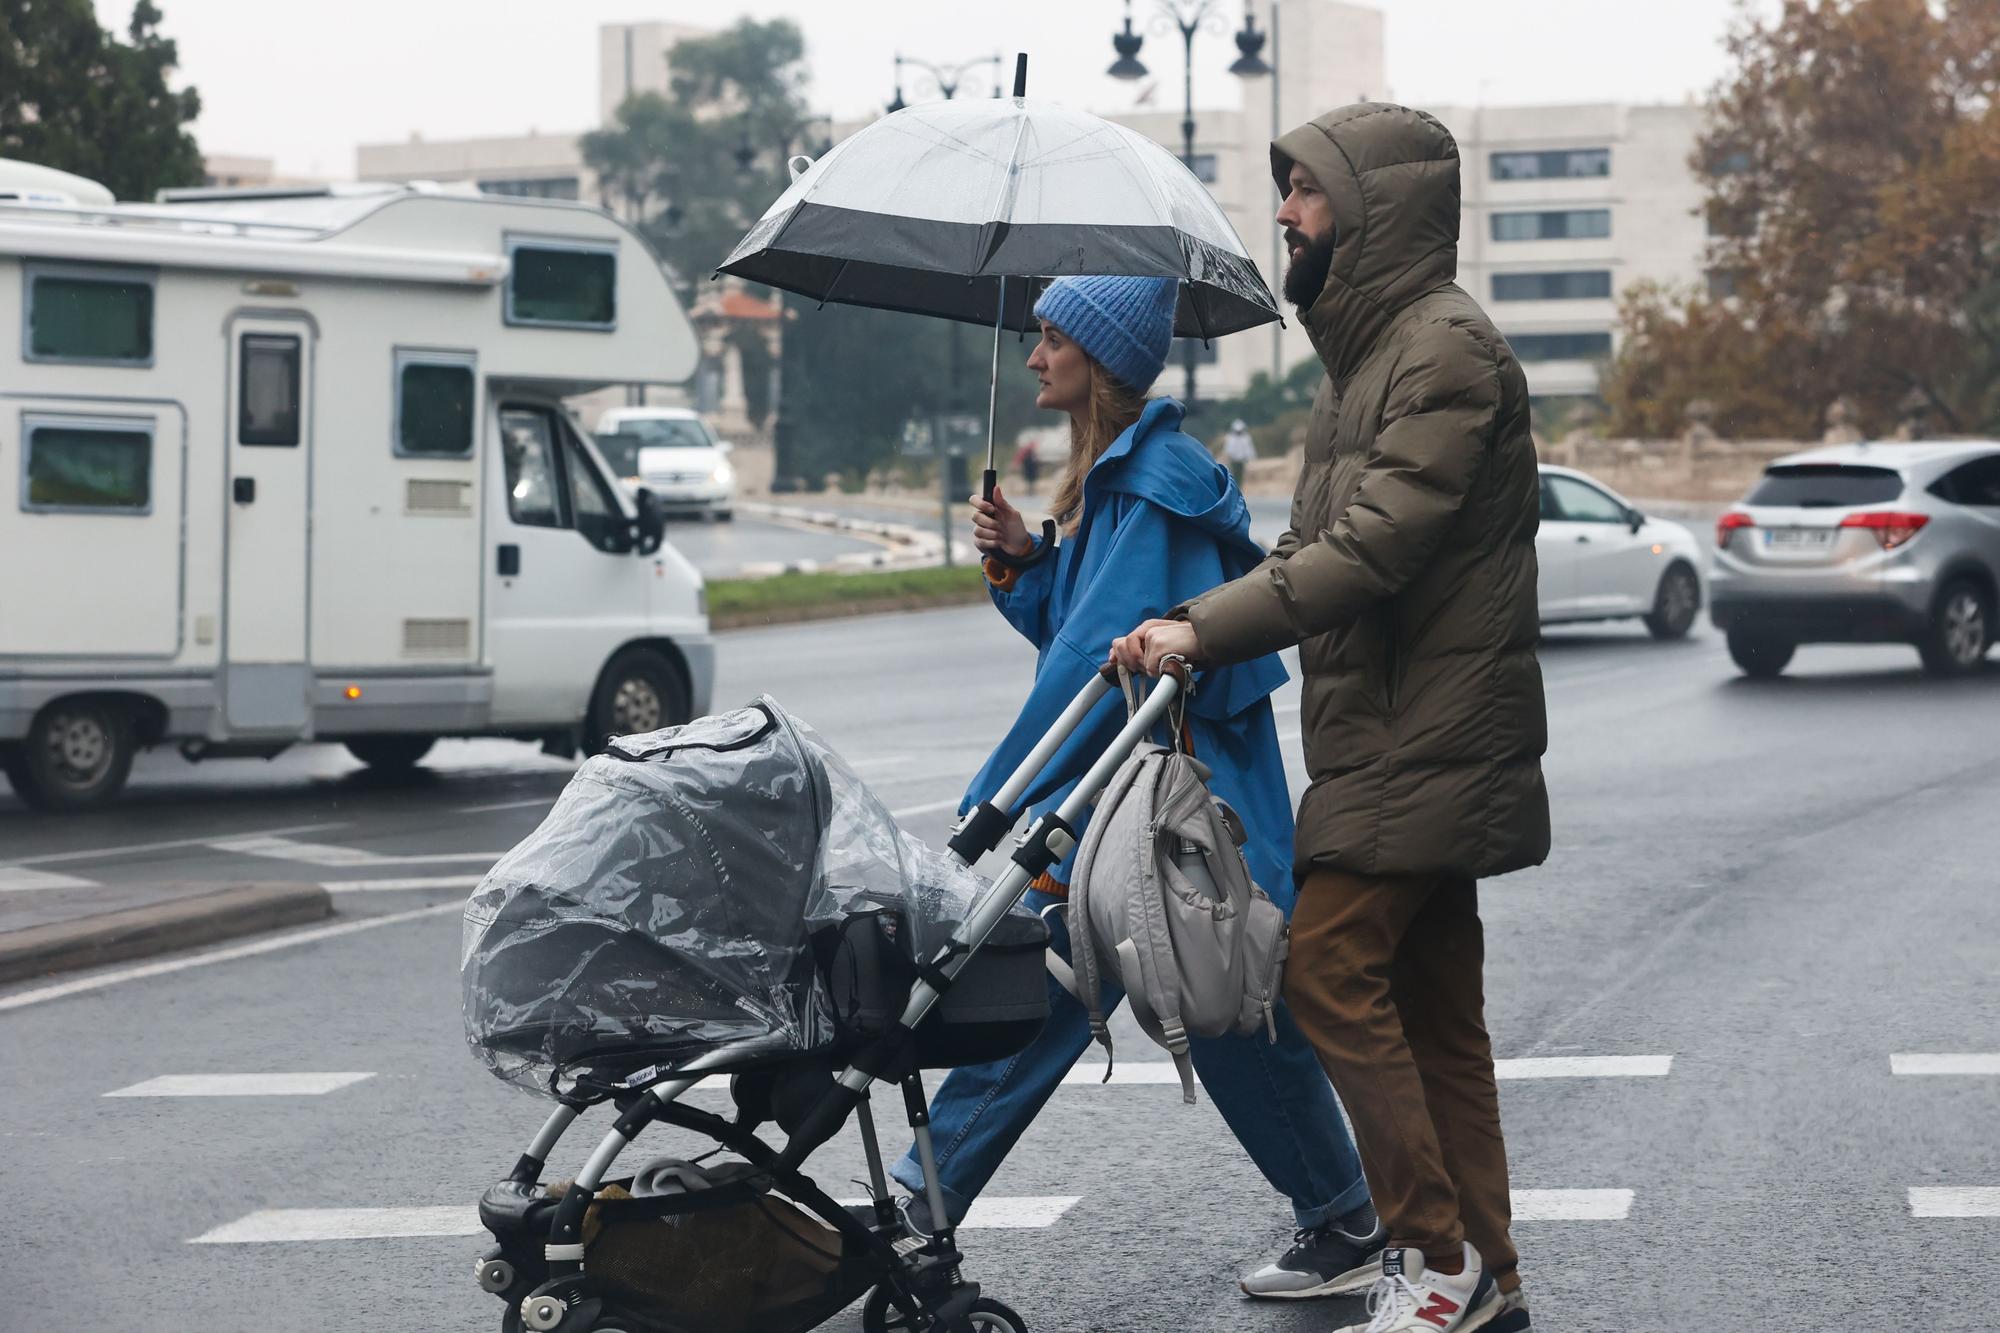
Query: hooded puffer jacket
1186 103 1550 881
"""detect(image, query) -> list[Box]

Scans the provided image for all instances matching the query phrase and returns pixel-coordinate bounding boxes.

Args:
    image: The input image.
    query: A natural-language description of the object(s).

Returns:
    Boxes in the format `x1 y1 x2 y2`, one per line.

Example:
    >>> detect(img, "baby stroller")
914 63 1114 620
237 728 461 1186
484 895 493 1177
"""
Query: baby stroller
462 663 1185 1333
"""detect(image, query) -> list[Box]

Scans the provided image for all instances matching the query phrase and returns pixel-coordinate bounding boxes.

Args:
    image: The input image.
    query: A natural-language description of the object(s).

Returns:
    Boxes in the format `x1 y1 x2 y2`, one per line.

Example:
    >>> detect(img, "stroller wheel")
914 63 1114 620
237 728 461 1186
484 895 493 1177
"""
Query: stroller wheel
958 1298 1027 1333
863 1288 1027 1333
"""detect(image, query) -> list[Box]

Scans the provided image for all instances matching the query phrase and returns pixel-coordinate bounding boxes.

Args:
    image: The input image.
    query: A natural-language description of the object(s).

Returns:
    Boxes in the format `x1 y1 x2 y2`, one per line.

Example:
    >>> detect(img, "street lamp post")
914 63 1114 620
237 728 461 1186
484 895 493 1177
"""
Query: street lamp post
1226 8 1281 381
887 53 1005 114
1109 1 1274 411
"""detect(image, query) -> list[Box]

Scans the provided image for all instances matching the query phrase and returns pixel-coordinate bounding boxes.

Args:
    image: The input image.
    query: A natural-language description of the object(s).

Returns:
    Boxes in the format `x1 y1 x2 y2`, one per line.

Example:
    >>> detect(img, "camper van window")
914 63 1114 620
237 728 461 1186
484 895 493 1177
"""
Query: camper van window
505 239 616 330
561 424 627 552
239 334 302 446
24 264 155 366
395 351 476 457
21 416 152 514
500 408 568 529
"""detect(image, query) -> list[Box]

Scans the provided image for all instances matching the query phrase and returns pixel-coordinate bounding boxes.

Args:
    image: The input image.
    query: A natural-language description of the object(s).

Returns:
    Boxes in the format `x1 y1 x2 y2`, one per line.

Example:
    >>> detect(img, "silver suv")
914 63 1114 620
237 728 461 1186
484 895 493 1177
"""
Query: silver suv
1710 441 2000 677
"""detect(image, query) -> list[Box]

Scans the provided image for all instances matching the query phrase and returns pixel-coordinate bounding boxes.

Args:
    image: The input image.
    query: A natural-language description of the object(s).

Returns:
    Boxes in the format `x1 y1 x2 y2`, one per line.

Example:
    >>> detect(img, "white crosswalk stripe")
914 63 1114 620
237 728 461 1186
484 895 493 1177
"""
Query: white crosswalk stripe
1890 1053 2000 1075
188 1196 1081 1244
207 835 503 868
1058 1055 1672 1086
1908 1188 2000 1218
1511 1189 1634 1221
0 866 97 892
321 875 484 893
106 1073 375 1098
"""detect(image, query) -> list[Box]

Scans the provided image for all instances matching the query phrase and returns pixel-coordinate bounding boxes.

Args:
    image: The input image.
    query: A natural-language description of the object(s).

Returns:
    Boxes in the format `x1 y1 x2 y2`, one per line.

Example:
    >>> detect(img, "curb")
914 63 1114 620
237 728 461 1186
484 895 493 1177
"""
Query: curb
735 501 976 577
0 883 334 986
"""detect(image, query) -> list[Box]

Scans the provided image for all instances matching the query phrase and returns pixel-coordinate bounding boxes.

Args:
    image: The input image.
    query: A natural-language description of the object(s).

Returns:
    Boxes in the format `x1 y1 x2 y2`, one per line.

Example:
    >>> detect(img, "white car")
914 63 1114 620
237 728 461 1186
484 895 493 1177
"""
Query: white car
596 407 736 521
1538 465 1705 639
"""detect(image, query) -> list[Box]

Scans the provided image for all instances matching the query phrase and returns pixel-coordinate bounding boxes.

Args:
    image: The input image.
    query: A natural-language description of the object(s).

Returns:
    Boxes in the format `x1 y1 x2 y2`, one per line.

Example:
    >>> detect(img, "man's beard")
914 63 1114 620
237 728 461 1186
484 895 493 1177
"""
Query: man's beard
1282 227 1335 309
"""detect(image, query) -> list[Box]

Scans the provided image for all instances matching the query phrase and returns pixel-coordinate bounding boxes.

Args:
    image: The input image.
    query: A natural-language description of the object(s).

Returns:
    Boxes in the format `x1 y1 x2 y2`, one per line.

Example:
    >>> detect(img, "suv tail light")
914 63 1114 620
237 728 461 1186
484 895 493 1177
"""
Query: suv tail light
1839 510 1930 550
1716 510 1755 548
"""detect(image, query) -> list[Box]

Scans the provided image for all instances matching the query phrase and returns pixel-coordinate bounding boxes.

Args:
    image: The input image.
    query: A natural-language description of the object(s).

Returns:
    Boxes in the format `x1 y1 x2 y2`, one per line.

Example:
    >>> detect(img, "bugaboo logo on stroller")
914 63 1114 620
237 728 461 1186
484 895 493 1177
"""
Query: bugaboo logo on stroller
460 666 1194 1333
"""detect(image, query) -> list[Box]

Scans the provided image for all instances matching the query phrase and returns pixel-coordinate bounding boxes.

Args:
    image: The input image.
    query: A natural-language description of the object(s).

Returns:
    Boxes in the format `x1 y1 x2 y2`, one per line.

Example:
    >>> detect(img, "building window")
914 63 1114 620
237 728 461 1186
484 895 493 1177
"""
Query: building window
395 351 476 457
478 176 582 200
506 237 617 329
1187 153 1219 184
1491 210 1612 242
1706 269 1743 300
24 263 156 366
1492 271 1612 302
239 334 302 446
1508 331 1613 362
21 415 153 513
1490 148 1610 181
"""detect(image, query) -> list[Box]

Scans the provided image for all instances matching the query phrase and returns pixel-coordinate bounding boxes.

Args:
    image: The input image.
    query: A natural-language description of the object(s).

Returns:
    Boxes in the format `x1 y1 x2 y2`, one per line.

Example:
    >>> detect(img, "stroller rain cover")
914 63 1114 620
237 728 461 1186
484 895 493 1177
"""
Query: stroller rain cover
462 697 989 1097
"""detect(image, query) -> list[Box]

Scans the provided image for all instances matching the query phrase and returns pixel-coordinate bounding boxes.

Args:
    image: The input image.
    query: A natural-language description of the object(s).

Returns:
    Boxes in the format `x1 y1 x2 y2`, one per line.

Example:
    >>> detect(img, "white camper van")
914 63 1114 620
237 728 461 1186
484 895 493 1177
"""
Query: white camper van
0 183 713 810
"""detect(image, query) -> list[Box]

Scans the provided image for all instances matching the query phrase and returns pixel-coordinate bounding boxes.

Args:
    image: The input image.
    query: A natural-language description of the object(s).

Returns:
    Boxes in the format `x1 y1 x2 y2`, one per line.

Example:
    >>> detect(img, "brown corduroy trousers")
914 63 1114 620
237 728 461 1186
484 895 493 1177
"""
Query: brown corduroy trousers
1284 870 1520 1292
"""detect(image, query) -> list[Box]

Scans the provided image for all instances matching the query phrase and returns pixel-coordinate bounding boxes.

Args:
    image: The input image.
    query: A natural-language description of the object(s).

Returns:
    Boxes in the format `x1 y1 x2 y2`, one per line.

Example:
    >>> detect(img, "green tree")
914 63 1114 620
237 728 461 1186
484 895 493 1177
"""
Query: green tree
581 18 810 300
1603 0 2000 438
0 1 203 201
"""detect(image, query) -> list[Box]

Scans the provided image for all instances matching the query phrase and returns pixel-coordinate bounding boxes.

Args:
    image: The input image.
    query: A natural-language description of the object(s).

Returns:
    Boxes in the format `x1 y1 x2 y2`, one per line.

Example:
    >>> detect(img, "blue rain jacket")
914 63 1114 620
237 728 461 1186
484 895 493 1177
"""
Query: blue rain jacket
964 398 1297 905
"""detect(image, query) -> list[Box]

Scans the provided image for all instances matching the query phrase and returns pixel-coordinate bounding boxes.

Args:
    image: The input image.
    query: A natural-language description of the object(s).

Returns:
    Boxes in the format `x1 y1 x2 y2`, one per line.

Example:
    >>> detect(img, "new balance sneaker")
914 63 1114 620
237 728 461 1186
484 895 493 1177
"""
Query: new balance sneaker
1335 1244 1501 1333
1485 1286 1530 1332
1239 1206 1387 1299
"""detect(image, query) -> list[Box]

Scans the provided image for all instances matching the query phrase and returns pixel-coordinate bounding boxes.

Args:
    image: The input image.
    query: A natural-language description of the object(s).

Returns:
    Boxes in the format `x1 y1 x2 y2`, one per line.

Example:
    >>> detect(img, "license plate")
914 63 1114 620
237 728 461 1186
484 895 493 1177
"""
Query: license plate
1765 528 1835 549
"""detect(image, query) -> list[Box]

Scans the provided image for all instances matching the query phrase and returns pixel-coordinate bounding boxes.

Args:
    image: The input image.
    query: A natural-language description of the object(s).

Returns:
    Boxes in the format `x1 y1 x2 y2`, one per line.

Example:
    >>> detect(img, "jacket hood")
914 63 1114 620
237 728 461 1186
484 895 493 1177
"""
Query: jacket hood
1090 398 1261 561
1272 103 1461 385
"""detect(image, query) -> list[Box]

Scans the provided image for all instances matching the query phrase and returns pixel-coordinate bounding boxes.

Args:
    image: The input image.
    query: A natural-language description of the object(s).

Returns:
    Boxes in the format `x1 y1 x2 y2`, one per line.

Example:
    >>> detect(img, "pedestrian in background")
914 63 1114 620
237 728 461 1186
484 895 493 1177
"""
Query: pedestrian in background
1113 104 1549 1333
1012 435 1041 495
891 273 1387 1303
1223 416 1257 488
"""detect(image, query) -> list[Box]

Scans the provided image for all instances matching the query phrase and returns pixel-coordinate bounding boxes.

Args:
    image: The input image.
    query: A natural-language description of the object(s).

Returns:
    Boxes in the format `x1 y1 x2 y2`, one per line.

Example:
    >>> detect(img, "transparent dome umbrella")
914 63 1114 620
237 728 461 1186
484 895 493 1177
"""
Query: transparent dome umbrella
716 57 1281 505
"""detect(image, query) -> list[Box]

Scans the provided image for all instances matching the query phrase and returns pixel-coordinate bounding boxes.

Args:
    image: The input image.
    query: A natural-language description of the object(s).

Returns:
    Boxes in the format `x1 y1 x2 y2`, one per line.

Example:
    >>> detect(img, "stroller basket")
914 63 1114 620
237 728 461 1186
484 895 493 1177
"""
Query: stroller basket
480 1168 874 1333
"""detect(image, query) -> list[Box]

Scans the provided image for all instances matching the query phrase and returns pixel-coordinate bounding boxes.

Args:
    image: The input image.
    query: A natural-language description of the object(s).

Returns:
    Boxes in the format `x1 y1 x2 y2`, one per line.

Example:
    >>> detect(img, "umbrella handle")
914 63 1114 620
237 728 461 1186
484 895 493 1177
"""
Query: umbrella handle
982 468 998 504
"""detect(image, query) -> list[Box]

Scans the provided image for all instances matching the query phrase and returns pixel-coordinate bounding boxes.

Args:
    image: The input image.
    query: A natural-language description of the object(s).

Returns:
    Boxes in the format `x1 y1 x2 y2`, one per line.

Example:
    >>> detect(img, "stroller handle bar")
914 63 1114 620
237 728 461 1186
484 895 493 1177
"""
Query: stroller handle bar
843 663 1191 1096
947 655 1192 865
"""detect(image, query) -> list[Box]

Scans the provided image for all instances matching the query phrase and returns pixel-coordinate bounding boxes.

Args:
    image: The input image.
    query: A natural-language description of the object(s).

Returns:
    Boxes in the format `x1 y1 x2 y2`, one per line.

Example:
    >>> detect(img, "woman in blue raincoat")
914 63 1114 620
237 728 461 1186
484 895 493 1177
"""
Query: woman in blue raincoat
891 275 1384 1301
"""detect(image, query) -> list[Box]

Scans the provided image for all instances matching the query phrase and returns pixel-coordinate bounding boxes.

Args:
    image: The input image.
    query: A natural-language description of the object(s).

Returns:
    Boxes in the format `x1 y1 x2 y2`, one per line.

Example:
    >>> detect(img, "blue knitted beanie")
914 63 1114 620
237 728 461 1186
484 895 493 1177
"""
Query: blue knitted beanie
1032 275 1180 393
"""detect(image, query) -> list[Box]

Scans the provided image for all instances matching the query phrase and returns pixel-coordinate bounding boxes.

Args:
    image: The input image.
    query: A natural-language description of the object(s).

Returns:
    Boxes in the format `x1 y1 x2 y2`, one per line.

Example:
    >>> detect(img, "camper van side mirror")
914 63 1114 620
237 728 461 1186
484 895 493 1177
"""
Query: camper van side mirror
633 487 667 556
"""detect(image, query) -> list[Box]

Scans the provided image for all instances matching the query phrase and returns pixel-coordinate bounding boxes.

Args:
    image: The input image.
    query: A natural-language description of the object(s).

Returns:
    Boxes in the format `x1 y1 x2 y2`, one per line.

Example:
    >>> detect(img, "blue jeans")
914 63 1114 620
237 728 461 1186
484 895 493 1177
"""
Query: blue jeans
892 889 1371 1228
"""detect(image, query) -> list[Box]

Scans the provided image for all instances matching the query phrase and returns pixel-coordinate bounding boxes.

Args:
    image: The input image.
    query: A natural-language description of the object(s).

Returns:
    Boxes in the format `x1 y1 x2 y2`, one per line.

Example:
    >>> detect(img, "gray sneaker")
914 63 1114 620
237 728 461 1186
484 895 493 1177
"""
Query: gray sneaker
1486 1287 1531 1332
1239 1217 1387 1299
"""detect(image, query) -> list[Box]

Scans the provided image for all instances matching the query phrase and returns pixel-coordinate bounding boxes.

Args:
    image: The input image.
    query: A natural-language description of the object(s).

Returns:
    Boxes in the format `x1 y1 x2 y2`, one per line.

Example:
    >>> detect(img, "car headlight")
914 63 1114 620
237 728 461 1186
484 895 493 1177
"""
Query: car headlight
712 461 734 485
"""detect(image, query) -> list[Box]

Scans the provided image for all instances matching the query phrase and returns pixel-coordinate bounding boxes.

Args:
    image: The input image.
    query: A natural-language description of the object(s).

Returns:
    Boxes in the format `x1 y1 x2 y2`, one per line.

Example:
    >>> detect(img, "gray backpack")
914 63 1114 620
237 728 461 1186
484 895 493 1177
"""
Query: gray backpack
1047 672 1290 1103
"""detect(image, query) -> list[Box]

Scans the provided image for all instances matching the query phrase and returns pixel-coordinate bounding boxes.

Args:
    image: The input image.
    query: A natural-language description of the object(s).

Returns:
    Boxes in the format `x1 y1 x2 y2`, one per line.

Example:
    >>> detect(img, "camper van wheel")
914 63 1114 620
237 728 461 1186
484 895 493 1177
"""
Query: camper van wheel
10 699 136 812
587 648 689 751
344 735 437 770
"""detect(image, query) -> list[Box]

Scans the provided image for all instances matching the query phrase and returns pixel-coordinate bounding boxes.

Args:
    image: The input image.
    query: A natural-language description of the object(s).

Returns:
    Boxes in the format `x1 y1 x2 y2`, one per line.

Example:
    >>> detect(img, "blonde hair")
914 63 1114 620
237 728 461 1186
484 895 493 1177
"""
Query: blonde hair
1048 358 1148 535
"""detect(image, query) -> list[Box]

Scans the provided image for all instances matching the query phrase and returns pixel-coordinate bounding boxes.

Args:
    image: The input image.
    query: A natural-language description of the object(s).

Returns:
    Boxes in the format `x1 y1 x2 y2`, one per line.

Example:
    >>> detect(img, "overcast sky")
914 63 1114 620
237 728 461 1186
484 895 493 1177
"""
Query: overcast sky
102 0 1766 179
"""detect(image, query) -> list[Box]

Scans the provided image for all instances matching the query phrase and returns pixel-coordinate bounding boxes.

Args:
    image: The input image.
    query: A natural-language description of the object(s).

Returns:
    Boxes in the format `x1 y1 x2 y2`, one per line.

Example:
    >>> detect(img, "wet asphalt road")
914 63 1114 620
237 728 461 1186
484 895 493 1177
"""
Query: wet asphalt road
3 604 1999 1331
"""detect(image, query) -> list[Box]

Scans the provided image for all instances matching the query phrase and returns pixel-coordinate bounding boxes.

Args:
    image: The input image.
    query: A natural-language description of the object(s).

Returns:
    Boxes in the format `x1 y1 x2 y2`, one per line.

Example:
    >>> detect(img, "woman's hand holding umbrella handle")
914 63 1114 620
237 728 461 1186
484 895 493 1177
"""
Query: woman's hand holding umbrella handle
972 486 1034 559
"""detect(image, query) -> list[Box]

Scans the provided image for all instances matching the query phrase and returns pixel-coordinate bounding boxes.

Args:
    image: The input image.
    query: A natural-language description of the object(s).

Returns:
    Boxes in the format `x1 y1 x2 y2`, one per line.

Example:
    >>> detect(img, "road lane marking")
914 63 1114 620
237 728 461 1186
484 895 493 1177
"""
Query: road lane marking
207 835 503 867
1059 1056 1672 1087
1496 1056 1673 1078
4 821 346 868
1909 1188 2000 1217
0 867 98 892
322 875 484 893
453 796 558 815
106 1072 375 1098
1891 1054 2000 1076
189 1196 1082 1244
891 798 962 819
0 902 461 1012
1511 1190 1634 1221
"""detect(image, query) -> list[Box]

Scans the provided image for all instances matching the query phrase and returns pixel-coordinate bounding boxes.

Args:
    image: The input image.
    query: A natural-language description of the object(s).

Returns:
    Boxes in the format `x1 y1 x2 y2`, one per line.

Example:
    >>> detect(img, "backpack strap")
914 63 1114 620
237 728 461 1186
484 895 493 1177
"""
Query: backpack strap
1116 937 1197 1104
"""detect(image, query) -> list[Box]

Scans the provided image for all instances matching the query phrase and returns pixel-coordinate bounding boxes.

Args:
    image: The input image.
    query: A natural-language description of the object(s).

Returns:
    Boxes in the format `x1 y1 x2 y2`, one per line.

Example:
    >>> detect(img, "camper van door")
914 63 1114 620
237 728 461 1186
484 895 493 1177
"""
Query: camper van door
223 314 314 732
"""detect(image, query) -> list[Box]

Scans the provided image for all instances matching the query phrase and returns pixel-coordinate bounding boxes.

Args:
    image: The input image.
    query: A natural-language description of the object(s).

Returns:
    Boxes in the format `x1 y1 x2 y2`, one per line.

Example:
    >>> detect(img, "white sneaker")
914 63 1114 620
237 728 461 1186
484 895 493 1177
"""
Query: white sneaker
1334 1243 1501 1333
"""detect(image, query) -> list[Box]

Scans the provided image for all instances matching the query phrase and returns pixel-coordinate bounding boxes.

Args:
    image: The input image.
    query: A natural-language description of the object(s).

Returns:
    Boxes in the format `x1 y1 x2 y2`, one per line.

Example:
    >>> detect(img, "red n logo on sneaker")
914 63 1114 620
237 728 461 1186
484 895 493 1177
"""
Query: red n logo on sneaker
1415 1292 1461 1327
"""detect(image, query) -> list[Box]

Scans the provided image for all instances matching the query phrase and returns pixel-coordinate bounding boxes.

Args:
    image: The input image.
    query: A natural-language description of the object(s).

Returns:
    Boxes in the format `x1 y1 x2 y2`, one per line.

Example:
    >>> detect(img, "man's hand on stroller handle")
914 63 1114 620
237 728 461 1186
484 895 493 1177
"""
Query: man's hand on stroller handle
1110 618 1203 677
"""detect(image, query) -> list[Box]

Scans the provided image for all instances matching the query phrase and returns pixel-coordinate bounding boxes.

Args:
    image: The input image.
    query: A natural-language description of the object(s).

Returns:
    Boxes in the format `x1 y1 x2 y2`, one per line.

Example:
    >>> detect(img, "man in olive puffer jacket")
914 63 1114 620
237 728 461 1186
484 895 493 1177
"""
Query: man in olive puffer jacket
1115 103 1549 1333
